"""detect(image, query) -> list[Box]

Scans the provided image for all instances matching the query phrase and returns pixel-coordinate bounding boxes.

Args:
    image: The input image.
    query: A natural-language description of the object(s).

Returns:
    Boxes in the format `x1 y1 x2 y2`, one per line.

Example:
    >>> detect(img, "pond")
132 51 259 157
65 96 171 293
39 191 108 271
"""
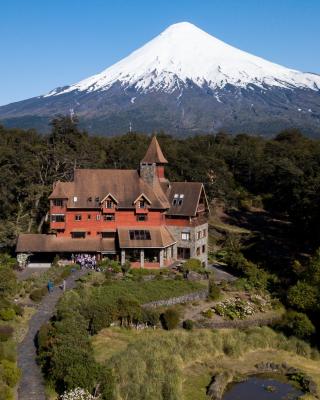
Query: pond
223 376 304 400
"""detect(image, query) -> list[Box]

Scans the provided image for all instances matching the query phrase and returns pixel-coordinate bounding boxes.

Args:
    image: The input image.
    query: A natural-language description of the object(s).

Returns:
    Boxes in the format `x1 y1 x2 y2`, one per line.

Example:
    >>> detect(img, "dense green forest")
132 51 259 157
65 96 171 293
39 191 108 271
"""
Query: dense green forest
1 116 320 248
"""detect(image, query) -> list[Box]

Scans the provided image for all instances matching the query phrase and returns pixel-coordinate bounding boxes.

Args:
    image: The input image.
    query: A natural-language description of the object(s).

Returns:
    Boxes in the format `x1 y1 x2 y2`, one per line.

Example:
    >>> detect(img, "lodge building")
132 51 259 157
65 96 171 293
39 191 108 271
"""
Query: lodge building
16 137 209 268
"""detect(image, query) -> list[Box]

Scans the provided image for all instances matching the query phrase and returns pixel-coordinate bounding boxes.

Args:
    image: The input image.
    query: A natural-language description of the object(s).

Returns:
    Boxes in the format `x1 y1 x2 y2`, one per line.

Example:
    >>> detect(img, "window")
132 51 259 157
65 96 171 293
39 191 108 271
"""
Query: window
196 247 201 256
104 214 115 221
203 229 207 237
88 197 92 202
96 215 101 221
75 214 82 221
51 214 65 222
106 200 114 209
87 214 91 220
202 245 206 254
72 232 86 239
129 230 151 240
101 232 115 238
73 196 78 203
53 199 63 207
173 193 184 206
197 231 202 240
138 200 146 209
95 196 100 202
137 214 148 222
181 232 190 241
172 194 179 205
177 247 190 260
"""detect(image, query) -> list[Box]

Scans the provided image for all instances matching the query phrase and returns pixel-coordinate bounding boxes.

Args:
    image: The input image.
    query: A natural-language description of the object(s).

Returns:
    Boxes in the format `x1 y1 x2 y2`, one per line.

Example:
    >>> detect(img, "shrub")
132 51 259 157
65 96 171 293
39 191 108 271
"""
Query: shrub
121 261 131 276
30 287 47 302
182 319 194 330
201 309 214 318
0 308 15 321
0 267 19 297
287 281 318 311
141 308 160 327
161 309 180 330
12 303 24 317
182 258 204 274
277 311 315 339
208 279 221 300
1 360 20 387
0 326 14 342
60 387 97 400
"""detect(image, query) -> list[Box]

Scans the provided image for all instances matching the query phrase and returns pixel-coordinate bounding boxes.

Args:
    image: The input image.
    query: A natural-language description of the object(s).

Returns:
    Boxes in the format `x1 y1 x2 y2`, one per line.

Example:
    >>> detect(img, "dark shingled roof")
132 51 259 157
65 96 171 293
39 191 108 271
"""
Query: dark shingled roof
118 226 175 248
141 136 168 164
166 182 203 216
16 234 116 253
50 169 170 209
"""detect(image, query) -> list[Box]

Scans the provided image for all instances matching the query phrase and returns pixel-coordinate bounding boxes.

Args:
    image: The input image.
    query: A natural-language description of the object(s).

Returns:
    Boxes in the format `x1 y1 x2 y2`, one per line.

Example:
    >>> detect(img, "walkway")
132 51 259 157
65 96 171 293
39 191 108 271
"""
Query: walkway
17 269 86 400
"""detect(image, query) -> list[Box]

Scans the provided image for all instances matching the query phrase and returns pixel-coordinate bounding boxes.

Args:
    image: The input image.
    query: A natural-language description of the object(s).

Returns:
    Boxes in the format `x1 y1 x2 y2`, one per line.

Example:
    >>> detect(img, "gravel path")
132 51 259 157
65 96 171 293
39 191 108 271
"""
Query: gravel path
17 269 86 400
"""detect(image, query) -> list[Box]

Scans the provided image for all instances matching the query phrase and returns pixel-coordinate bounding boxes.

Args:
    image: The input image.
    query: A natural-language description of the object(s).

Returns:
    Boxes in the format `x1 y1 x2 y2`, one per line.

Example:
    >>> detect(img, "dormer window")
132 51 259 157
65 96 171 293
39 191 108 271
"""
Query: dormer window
134 193 151 209
53 199 63 207
173 194 184 206
106 200 114 209
95 196 100 202
138 200 145 209
88 197 92 202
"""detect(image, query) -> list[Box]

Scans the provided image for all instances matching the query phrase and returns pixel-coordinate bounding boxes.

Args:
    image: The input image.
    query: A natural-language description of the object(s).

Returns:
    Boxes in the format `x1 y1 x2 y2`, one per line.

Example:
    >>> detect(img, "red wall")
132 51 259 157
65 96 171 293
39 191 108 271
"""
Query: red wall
51 209 166 237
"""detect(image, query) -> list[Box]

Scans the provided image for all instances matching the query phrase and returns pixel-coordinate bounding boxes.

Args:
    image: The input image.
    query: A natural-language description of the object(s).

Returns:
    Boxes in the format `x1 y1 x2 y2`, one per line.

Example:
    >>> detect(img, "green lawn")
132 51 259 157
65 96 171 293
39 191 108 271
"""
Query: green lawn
87 279 205 305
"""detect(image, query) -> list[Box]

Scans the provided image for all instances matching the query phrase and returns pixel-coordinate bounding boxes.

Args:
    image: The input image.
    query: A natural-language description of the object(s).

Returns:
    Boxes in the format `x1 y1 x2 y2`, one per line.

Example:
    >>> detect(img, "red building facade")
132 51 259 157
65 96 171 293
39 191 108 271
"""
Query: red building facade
17 137 209 268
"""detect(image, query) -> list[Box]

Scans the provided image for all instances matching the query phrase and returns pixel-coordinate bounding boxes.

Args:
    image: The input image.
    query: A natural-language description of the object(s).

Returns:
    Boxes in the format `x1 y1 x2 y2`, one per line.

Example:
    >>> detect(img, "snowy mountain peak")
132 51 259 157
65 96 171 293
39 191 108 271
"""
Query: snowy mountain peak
45 22 320 97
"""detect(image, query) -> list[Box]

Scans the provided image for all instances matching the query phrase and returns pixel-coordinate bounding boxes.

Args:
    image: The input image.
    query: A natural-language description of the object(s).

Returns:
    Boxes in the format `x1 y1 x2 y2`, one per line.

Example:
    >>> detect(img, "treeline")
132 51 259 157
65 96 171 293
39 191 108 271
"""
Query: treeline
1 116 320 249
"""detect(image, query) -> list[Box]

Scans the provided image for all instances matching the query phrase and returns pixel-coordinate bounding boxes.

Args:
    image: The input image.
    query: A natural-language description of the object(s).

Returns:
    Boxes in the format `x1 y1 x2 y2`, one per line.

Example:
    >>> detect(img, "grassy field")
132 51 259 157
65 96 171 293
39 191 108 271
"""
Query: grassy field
92 327 320 400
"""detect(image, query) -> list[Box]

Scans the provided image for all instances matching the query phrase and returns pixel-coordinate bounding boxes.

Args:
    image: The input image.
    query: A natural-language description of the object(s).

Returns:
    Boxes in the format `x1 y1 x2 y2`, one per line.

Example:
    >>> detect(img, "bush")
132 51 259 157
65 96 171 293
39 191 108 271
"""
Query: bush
287 281 318 311
1 360 20 387
0 308 16 321
12 303 24 317
30 287 47 302
208 279 221 300
182 259 204 274
182 319 194 330
161 309 180 330
277 311 315 339
0 326 14 342
141 308 160 327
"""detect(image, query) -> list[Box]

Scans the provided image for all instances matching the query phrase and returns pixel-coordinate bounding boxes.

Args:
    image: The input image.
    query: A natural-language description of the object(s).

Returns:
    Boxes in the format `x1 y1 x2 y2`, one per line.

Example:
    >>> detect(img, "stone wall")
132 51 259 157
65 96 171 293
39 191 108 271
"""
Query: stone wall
142 289 208 308
167 222 208 266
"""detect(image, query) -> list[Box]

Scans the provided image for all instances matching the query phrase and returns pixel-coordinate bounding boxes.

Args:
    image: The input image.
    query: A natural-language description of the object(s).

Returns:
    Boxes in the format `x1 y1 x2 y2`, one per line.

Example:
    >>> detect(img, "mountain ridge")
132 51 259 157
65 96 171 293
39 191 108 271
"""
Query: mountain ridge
1 22 320 136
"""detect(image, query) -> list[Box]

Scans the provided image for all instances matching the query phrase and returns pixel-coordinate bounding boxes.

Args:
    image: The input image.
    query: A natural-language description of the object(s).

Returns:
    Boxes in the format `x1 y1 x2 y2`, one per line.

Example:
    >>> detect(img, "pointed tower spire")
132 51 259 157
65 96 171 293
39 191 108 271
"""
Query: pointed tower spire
140 136 168 185
141 136 168 164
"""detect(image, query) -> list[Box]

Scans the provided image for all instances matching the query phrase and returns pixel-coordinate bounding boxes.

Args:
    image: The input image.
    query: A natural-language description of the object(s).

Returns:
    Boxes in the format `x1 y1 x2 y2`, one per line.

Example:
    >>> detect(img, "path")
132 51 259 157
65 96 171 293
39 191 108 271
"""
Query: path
207 263 237 283
17 269 87 400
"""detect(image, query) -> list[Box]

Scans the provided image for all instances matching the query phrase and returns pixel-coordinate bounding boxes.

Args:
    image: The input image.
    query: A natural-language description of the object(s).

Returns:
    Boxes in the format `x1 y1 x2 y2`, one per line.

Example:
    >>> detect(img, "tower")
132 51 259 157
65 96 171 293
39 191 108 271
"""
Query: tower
140 136 168 185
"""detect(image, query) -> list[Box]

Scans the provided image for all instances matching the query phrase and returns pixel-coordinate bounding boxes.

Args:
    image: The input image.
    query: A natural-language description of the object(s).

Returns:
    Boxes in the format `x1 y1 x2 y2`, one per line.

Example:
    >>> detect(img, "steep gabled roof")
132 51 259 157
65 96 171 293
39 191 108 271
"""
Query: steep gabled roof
141 136 168 164
166 182 204 216
64 169 168 209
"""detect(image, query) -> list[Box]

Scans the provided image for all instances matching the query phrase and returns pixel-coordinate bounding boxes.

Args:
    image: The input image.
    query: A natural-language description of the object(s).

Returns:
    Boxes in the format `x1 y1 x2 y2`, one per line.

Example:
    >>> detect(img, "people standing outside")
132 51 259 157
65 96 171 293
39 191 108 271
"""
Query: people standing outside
47 280 54 293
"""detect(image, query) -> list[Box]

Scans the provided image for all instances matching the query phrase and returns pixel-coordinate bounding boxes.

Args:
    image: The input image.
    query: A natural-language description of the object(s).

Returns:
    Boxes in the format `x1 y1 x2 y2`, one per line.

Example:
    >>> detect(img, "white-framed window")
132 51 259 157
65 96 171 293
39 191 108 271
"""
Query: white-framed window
96 215 101 221
106 200 113 209
181 232 190 241
75 214 82 221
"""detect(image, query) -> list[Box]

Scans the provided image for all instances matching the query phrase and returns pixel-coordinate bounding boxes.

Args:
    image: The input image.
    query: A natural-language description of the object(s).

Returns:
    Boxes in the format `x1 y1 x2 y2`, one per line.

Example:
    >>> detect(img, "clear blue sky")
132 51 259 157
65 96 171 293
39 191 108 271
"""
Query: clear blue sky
1 0 320 105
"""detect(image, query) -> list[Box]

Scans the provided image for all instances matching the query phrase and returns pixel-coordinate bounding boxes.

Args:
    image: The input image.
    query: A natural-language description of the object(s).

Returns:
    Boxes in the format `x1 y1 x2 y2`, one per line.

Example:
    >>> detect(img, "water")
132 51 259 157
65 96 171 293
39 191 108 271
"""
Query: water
223 376 303 400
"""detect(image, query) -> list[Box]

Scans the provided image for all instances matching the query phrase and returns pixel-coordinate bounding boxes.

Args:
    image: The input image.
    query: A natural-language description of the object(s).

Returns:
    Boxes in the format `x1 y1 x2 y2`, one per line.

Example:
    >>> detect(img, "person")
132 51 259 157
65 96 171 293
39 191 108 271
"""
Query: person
63 279 66 292
47 280 54 293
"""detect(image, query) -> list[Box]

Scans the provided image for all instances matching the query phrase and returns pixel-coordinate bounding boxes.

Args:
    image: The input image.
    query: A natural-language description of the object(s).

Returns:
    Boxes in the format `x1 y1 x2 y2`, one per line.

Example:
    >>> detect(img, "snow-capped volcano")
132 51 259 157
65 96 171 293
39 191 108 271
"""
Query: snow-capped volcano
1 22 320 136
46 21 320 96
